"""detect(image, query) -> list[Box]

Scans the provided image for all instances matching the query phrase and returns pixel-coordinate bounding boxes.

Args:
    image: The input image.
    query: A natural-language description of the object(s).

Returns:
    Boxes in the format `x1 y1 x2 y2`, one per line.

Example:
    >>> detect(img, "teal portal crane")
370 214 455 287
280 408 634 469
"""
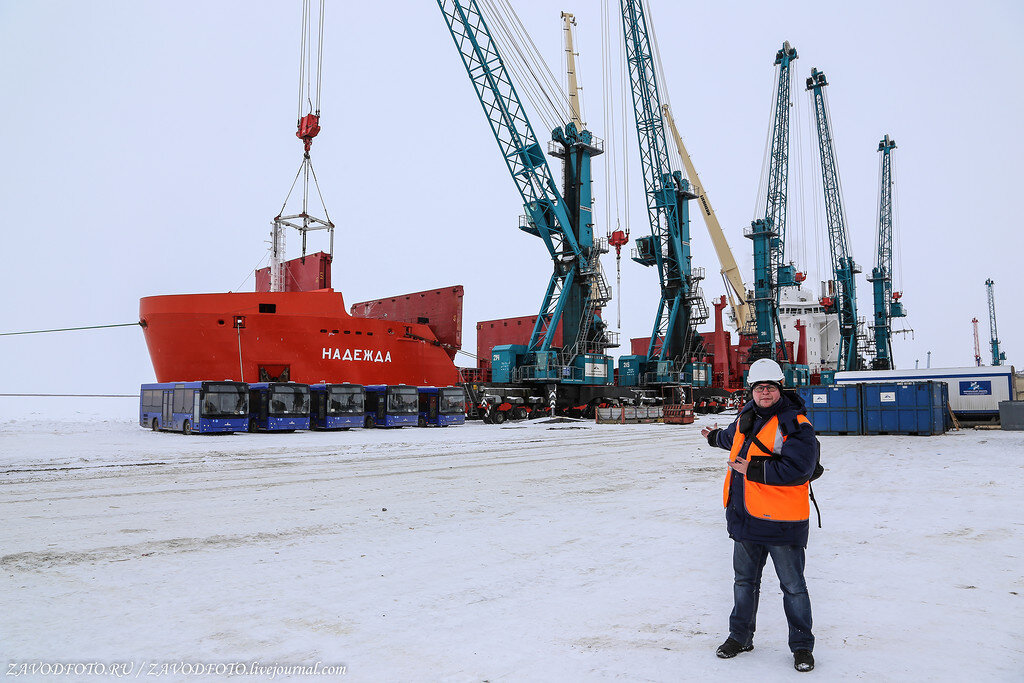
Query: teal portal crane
618 0 709 386
868 135 906 370
747 43 806 385
986 279 1005 366
806 68 862 373
437 0 614 385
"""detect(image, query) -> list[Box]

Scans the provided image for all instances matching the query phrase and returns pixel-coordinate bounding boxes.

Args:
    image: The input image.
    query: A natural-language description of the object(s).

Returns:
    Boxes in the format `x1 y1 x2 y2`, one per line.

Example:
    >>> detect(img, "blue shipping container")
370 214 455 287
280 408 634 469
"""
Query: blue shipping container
862 381 947 436
797 385 862 435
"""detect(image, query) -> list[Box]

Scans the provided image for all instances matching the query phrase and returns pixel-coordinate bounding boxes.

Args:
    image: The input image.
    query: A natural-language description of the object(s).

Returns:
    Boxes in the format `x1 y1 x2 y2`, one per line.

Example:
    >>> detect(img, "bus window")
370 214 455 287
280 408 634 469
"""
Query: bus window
387 388 418 415
440 389 466 415
329 387 364 414
201 384 248 417
270 385 310 415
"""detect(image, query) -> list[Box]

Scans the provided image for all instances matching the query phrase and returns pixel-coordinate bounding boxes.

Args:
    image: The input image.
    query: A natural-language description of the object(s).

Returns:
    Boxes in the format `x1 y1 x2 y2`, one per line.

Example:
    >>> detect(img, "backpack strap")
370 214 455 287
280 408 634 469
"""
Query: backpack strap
809 482 822 528
778 410 803 437
748 432 775 458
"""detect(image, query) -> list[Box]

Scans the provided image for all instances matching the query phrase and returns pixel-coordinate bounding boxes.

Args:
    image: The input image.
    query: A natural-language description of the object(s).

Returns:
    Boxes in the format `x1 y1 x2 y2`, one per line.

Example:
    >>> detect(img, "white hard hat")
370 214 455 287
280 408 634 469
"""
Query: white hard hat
747 358 785 387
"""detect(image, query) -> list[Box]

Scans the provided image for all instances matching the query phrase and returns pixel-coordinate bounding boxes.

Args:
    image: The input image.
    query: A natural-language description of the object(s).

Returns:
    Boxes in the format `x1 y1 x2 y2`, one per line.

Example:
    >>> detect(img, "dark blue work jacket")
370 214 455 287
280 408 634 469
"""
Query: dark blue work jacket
710 391 818 547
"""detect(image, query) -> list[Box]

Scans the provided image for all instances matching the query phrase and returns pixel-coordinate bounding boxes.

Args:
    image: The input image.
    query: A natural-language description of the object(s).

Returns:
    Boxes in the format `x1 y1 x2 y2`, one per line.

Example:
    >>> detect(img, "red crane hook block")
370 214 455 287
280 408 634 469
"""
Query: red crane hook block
296 113 321 152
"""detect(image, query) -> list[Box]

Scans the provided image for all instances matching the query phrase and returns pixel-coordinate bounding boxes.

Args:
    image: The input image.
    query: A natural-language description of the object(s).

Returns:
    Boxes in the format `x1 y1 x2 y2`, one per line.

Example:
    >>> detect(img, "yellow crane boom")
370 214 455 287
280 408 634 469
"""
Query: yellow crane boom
561 12 583 129
662 104 751 332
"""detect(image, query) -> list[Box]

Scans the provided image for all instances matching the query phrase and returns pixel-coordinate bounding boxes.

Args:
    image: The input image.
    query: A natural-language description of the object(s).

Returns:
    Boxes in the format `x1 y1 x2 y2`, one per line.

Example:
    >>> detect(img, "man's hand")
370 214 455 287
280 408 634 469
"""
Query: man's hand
700 423 719 439
728 457 749 475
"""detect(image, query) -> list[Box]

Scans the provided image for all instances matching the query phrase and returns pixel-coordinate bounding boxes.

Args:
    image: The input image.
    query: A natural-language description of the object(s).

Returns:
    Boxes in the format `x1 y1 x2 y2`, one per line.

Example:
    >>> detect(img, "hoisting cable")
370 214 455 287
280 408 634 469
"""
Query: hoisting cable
297 0 324 119
805 87 824 286
892 152 904 292
315 0 324 114
478 0 549 128
793 70 809 275
874 152 884 270
646 0 678 169
601 0 627 328
0 322 140 337
298 0 309 121
496 0 575 120
479 0 572 132
753 65 779 221
822 93 852 243
483 3 562 131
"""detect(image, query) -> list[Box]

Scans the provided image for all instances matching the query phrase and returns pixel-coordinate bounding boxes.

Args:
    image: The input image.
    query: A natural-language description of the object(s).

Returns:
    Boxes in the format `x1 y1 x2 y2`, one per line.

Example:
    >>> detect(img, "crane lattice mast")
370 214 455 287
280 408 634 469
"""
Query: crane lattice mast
986 279 1005 366
806 68 861 372
868 134 906 369
747 42 800 364
619 0 709 385
437 0 614 383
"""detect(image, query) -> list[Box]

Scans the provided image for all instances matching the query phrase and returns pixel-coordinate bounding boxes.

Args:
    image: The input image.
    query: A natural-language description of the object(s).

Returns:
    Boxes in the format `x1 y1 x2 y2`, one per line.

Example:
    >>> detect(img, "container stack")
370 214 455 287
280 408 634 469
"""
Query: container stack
798 381 949 436
797 385 863 435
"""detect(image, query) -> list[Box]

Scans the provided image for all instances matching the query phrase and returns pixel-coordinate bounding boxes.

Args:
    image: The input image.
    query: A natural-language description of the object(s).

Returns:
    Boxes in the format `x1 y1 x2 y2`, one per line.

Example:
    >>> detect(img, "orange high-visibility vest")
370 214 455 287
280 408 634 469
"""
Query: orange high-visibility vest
723 413 812 522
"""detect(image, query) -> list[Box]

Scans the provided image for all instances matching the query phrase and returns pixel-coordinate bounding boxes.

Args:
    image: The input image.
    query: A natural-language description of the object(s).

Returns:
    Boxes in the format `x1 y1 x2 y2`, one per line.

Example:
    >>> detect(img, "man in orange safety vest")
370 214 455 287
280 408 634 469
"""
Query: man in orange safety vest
701 358 818 673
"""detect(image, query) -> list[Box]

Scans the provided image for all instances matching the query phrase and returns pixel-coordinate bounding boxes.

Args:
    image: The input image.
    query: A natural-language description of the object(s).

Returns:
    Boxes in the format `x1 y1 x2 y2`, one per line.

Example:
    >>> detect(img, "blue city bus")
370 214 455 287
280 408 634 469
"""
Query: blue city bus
140 381 248 434
417 386 467 427
247 382 311 432
363 384 418 428
310 383 365 430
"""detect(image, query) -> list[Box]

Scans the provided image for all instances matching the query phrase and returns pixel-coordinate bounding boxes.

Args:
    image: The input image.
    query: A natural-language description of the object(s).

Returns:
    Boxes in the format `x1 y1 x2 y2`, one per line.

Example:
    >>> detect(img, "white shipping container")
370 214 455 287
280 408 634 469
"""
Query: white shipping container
834 366 1015 415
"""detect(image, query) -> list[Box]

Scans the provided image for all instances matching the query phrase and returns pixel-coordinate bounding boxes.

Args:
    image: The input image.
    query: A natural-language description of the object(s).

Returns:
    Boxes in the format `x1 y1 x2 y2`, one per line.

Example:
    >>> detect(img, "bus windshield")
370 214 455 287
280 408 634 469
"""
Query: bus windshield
202 384 248 417
387 388 418 415
328 387 364 415
270 386 310 415
439 388 466 415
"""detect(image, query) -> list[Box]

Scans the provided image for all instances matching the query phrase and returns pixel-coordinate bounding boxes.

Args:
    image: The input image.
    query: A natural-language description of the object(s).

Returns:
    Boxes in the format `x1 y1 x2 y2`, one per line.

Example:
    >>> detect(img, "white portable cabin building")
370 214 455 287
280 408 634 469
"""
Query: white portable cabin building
834 366 1016 417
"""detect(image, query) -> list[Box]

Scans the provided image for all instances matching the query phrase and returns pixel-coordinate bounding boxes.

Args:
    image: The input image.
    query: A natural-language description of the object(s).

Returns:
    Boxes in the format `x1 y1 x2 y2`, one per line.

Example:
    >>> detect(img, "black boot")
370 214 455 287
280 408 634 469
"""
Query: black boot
794 649 814 672
716 638 753 659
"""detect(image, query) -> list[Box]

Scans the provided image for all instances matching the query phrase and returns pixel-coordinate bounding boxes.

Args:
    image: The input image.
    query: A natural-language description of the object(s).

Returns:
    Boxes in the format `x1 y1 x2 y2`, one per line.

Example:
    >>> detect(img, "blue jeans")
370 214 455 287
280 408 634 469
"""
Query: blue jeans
729 540 814 652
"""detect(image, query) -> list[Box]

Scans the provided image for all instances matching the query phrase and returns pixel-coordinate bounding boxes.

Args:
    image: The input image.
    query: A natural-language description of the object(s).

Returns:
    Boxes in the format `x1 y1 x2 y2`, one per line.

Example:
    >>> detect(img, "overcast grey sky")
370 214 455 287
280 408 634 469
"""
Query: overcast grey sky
1 0 1021 394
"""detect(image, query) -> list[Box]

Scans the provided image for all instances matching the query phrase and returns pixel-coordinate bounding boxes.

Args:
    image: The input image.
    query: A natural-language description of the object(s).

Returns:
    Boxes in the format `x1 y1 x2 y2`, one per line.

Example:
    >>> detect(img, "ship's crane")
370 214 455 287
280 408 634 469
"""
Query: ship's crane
806 68 862 373
662 104 752 334
271 0 334 293
986 278 1005 366
747 42 805 376
618 0 710 386
868 134 906 370
972 317 982 367
437 0 615 387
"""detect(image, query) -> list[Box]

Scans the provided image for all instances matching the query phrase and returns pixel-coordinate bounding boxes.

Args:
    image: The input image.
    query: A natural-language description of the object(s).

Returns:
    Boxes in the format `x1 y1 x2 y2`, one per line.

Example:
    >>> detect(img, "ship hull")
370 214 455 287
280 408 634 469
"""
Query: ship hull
140 289 459 386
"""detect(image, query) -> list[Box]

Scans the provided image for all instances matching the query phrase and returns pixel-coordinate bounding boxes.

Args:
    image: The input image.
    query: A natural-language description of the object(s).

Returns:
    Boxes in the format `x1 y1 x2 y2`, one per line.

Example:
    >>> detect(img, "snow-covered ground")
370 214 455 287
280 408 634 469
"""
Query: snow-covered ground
2 397 1022 681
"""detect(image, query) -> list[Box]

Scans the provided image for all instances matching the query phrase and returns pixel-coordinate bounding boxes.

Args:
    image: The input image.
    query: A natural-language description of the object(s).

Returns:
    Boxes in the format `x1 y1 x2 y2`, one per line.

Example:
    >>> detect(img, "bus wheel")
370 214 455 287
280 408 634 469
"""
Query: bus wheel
183 420 192 435
364 416 374 429
418 416 427 428
151 419 159 431
248 419 258 433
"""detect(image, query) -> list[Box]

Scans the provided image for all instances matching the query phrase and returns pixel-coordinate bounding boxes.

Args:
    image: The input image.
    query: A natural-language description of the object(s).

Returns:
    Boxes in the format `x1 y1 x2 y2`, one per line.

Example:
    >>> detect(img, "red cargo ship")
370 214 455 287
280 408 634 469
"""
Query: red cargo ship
140 251 463 386
138 5 470 388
